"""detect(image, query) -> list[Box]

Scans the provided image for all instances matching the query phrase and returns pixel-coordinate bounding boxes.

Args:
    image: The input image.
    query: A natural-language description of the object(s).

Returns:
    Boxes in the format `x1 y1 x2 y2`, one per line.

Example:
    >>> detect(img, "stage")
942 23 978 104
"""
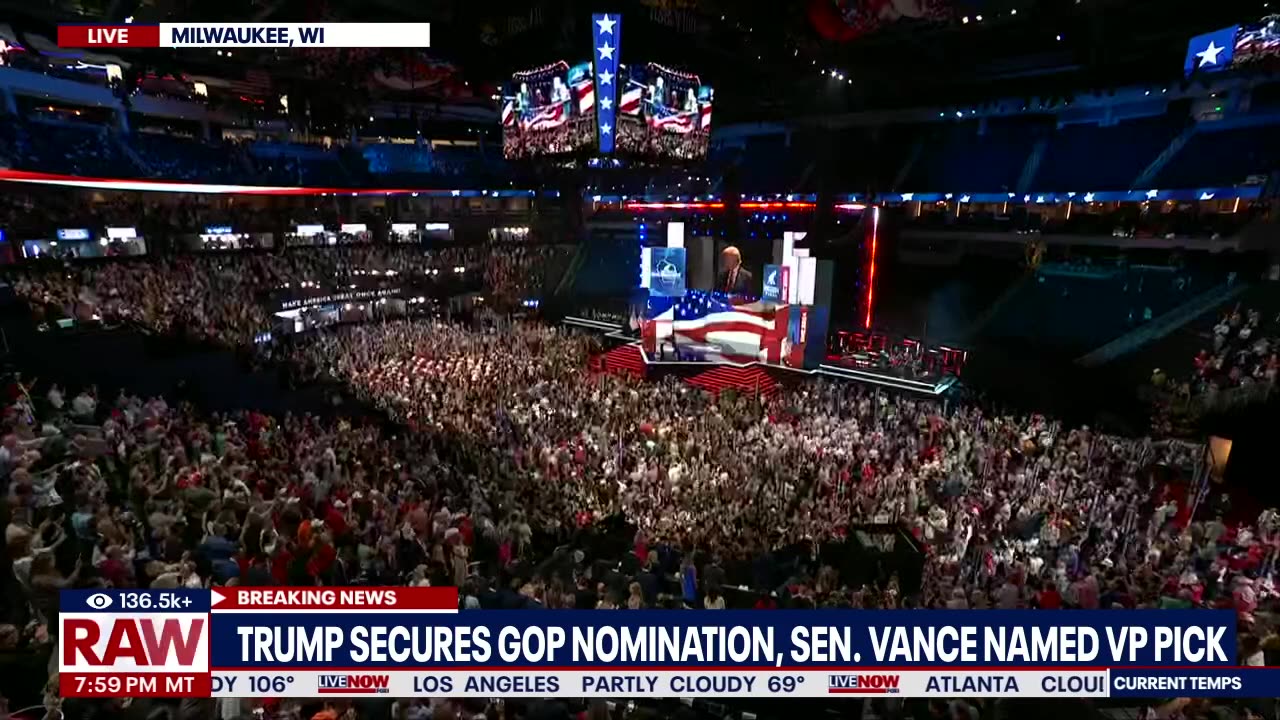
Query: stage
564 315 959 396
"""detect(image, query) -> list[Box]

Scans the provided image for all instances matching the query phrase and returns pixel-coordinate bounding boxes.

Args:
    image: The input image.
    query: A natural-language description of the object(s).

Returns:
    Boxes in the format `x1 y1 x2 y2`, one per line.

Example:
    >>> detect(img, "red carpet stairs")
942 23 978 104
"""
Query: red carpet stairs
684 365 778 398
597 344 647 378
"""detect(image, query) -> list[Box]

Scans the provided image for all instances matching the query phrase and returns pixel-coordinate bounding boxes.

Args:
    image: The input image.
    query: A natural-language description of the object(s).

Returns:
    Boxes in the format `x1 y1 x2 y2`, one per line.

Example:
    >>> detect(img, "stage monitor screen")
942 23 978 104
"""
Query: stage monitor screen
616 63 713 161
501 61 597 159
640 246 687 297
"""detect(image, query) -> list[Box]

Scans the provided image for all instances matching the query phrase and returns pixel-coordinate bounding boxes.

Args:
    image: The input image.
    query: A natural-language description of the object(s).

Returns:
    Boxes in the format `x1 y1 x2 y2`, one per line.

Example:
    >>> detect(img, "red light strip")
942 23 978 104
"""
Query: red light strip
624 202 726 210
623 201 816 211
864 205 879 330
741 201 815 209
0 169 456 196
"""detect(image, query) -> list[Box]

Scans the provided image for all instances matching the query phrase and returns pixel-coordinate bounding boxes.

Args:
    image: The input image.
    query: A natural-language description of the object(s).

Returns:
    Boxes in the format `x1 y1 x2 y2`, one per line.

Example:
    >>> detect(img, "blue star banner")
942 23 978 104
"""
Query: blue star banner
1183 26 1238 76
592 13 621 153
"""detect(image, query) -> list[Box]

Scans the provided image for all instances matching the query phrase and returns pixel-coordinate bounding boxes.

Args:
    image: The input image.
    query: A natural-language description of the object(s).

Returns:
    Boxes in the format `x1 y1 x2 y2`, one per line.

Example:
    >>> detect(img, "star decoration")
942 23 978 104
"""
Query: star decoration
601 123 612 135
598 42 614 60
1146 189 1159 199
600 96 613 111
1200 192 1215 200
900 192 914 201
1083 192 1095 202
596 15 616 34
1196 41 1224 67
598 69 614 85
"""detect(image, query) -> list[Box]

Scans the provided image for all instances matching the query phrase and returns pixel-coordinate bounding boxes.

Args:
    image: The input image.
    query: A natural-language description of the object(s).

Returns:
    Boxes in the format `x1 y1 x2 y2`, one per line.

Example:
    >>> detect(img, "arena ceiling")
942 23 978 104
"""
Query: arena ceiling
9 0 1270 123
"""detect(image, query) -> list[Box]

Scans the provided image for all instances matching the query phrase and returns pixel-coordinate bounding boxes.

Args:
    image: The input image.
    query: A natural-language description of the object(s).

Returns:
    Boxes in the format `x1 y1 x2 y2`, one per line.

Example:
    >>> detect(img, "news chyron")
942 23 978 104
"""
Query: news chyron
60 589 1261 700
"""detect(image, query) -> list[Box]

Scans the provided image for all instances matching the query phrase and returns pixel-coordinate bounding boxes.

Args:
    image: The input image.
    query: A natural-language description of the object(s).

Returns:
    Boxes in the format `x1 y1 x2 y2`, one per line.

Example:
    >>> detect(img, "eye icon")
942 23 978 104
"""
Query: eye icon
86 593 113 610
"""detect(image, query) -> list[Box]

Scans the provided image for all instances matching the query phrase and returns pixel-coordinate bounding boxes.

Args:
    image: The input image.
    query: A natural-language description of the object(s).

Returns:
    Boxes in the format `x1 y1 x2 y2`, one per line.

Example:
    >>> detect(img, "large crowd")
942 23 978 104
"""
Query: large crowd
3 315 1279 717
0 242 1276 720
10 243 572 345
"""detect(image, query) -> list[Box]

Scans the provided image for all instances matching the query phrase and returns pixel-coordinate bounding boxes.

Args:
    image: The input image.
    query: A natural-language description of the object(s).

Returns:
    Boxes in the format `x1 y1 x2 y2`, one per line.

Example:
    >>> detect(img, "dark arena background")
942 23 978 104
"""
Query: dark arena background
0 0 1279 718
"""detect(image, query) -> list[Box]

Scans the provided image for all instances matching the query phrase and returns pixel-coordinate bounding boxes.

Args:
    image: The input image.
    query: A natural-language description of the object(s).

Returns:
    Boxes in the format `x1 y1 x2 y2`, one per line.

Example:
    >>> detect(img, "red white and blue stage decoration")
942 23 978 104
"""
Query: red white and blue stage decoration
592 13 621 153
640 291 825 369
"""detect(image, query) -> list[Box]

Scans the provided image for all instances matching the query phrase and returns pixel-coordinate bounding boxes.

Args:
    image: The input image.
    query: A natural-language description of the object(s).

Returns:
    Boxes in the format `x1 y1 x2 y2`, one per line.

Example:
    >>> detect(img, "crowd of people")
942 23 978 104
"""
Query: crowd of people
2 310 1278 718
0 241 1276 720
1192 304 1280 402
1149 301 1279 436
279 320 1278 619
10 243 572 345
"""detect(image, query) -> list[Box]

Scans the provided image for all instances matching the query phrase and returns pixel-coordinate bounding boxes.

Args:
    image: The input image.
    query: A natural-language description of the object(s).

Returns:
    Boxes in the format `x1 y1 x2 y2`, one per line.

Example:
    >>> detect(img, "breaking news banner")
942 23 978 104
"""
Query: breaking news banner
59 588 1274 701
56 23 430 48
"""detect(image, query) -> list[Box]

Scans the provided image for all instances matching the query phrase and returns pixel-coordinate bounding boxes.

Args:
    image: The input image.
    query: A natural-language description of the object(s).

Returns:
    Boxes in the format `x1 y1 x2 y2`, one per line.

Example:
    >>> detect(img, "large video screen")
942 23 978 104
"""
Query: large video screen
616 63 713 161
501 61 597 159
1235 15 1280 66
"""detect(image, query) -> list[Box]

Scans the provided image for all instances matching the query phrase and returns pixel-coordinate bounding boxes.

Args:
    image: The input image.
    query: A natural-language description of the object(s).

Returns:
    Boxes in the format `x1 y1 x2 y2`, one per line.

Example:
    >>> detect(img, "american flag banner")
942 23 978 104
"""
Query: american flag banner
501 100 515 127
521 102 568 131
649 105 696 134
699 103 712 130
643 293 795 364
620 83 644 115
574 78 595 115
650 106 701 133
228 68 273 96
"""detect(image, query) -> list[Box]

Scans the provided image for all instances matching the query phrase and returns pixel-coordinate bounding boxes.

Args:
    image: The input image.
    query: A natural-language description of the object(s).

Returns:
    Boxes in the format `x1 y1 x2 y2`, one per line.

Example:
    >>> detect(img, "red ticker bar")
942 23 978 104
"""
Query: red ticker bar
60 672 212 698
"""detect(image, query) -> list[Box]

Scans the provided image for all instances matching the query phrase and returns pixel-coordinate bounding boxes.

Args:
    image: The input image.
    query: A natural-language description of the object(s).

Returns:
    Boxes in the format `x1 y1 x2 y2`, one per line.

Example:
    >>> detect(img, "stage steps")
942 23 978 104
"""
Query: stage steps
599 344 646 378
685 365 778 398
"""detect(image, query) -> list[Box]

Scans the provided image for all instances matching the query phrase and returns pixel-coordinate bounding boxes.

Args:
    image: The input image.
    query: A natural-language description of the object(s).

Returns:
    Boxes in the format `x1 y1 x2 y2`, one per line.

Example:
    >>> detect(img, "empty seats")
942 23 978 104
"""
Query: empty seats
1034 116 1183 191
904 117 1049 192
1155 122 1280 188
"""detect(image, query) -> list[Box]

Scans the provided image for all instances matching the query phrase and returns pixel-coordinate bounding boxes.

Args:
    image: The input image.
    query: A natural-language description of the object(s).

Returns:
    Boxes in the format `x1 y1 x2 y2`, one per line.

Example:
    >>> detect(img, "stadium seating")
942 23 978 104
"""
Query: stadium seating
129 132 250 182
729 134 809 193
1033 115 1185 191
1155 122 1280 189
983 265 1213 352
903 117 1050 192
826 123 922 192
9 118 137 177
0 83 1276 202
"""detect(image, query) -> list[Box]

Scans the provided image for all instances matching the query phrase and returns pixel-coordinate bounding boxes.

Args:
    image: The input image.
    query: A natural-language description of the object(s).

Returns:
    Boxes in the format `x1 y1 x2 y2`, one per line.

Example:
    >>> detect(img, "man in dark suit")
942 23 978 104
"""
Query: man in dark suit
717 245 753 295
